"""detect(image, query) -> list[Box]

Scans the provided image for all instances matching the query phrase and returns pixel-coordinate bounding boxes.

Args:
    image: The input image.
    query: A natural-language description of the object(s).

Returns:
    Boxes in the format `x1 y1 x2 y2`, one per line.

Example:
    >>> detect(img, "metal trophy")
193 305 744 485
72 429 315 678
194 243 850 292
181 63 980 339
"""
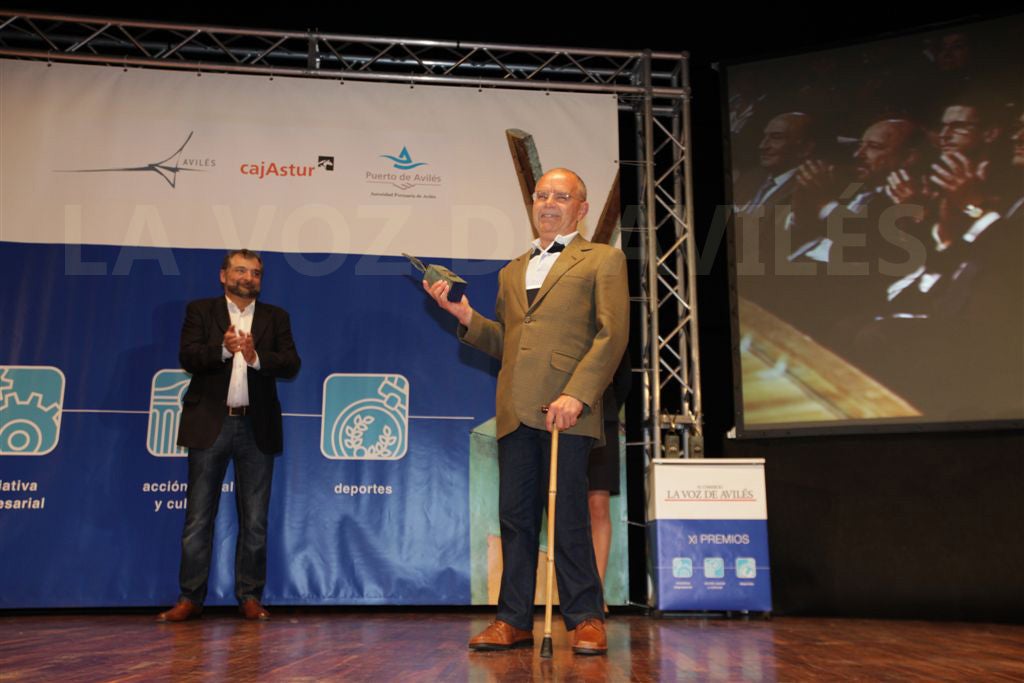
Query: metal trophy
405 253 467 303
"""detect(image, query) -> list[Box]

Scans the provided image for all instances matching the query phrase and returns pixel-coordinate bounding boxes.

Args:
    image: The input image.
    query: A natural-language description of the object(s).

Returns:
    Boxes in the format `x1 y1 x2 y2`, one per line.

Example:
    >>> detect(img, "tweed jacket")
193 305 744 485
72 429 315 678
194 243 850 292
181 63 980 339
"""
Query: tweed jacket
459 236 629 440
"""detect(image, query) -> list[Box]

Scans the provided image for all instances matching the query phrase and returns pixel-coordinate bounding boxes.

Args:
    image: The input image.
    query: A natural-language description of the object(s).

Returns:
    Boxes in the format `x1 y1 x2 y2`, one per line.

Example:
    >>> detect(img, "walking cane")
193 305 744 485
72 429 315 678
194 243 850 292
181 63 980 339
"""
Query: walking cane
540 406 558 659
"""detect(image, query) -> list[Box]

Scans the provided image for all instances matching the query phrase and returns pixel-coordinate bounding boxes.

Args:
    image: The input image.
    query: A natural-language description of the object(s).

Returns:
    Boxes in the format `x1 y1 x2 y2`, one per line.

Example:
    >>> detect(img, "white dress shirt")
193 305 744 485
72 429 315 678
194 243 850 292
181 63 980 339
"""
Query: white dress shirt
526 231 578 291
221 297 260 408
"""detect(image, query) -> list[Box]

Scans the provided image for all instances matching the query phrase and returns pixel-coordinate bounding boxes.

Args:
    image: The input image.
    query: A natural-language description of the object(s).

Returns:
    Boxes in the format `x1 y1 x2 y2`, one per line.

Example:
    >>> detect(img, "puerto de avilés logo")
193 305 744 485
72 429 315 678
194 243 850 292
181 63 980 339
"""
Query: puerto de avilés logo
380 146 427 170
367 146 440 193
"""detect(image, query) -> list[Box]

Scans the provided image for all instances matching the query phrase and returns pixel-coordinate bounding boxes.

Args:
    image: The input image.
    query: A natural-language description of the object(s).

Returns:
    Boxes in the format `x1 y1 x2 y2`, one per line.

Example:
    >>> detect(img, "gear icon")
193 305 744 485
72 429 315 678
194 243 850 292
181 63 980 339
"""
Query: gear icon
0 391 61 454
0 368 14 403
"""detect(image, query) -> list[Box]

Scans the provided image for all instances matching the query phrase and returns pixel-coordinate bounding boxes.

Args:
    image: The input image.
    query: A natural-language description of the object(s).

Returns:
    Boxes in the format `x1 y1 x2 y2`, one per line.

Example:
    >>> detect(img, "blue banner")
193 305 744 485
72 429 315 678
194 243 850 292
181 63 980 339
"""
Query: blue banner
649 519 772 612
0 244 501 606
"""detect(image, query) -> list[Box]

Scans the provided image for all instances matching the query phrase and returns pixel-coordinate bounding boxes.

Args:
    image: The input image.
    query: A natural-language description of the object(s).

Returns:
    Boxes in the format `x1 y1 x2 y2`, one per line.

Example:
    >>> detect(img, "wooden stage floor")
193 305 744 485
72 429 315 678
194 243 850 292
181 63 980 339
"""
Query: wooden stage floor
1 610 1021 681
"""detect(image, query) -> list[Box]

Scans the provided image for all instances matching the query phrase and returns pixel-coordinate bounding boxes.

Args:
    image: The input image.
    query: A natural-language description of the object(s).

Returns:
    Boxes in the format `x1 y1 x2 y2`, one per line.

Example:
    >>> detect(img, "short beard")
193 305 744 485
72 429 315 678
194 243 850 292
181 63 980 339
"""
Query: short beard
227 283 260 300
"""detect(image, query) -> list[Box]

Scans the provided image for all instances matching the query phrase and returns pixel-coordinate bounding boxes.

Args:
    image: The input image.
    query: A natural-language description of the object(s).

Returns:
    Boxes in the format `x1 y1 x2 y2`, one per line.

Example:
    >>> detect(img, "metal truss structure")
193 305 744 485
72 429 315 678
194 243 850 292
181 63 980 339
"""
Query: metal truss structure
0 11 702 458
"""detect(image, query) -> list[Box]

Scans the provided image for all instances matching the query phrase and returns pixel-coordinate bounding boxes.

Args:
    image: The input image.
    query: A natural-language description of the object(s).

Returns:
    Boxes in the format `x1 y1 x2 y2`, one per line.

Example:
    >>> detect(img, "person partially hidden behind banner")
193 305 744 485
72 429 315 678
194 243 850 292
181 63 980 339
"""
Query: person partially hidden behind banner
158 249 301 622
424 168 629 655
589 352 631 604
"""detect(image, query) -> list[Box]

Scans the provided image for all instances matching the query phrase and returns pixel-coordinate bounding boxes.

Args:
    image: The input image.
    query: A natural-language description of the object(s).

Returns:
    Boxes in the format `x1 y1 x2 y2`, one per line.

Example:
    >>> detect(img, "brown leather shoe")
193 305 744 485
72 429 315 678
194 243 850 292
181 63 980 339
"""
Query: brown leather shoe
468 620 533 651
157 599 202 622
572 618 607 655
239 599 271 621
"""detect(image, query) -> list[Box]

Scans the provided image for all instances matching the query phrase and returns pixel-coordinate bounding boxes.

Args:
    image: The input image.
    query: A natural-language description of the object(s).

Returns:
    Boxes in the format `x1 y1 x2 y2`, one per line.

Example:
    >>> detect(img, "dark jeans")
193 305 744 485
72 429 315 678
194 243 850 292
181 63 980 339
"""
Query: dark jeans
495 424 604 631
178 415 274 605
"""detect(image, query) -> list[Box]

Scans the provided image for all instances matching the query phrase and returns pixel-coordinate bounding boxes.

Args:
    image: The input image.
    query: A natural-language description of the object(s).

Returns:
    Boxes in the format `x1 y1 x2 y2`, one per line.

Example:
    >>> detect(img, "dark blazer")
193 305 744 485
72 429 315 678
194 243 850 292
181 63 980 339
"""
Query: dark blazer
176 297 301 455
458 237 629 440
733 169 800 278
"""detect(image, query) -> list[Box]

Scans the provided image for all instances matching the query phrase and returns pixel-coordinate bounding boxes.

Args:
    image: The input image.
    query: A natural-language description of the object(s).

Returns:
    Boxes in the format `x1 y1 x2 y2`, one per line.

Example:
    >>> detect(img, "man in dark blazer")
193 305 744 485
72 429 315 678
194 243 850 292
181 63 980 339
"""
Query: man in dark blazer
734 112 816 280
425 168 629 655
158 249 301 622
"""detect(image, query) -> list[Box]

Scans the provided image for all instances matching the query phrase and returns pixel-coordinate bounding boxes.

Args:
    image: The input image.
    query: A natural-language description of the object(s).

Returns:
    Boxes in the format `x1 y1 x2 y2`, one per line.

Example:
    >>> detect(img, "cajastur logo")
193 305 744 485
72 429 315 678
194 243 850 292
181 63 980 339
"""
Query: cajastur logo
239 155 332 179
54 132 212 189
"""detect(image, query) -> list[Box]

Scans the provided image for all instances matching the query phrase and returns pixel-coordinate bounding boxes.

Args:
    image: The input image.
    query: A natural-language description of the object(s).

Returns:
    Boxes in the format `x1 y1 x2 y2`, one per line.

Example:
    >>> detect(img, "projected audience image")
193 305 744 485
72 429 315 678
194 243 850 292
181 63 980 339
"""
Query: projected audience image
726 16 1024 431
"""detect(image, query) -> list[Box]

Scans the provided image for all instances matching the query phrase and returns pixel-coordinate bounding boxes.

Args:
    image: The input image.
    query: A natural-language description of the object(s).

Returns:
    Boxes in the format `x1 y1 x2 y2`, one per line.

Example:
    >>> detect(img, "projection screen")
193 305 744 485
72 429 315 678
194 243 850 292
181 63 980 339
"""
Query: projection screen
724 15 1024 435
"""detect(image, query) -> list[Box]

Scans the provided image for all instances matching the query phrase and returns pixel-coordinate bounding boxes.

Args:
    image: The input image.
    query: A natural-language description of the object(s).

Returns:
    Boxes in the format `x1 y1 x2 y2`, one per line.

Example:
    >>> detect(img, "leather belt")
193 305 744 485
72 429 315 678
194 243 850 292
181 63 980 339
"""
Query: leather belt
227 406 249 416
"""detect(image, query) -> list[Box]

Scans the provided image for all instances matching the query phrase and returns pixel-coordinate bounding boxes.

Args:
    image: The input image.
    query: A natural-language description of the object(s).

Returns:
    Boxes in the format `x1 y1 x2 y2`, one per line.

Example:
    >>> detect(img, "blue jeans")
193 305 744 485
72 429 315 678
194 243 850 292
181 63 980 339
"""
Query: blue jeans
495 425 604 631
178 416 274 605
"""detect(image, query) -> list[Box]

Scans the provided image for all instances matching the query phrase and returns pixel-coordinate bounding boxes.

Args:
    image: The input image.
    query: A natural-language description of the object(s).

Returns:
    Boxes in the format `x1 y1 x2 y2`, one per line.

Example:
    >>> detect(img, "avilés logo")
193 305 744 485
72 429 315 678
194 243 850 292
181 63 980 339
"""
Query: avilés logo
55 132 211 188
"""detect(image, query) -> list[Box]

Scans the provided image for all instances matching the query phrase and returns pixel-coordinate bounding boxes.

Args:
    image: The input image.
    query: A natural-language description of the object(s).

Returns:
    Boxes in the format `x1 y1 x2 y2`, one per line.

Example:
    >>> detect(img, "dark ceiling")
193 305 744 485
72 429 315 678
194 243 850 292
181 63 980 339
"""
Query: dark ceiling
24 4 1021 63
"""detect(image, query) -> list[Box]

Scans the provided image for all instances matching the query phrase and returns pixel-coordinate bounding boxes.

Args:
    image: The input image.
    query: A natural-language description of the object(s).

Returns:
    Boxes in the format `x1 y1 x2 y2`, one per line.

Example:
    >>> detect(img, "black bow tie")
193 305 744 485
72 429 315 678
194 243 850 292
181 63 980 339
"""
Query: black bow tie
531 241 566 258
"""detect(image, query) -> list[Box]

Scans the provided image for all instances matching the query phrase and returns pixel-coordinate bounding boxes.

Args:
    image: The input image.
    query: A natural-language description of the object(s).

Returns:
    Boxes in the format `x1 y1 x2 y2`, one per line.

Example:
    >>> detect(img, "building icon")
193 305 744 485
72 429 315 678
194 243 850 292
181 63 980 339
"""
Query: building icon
147 369 191 457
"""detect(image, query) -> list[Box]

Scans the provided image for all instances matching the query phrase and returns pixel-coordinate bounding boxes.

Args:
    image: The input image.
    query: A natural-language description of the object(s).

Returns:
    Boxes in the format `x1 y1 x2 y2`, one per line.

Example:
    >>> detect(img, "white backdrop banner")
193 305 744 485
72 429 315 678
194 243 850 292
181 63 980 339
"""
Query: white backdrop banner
1 60 618 260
